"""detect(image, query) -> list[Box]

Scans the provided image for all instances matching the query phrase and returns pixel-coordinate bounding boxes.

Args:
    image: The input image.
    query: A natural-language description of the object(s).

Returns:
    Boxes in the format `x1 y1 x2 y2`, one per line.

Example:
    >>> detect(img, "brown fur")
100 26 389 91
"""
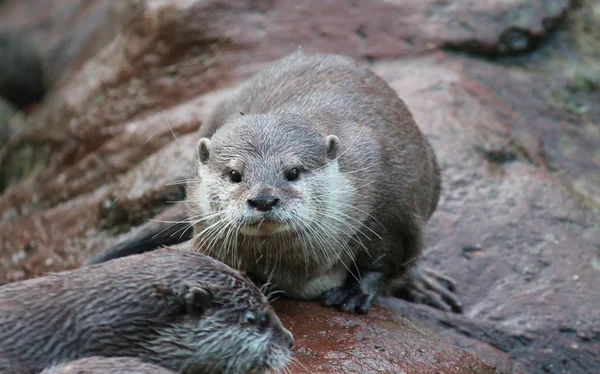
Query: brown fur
186 52 442 314
0 249 293 374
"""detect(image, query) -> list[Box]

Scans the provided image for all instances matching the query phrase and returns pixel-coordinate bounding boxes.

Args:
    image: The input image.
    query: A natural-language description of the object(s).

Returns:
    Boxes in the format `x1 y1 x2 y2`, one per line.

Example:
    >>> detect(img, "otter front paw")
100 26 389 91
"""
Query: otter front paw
320 284 376 315
398 266 463 313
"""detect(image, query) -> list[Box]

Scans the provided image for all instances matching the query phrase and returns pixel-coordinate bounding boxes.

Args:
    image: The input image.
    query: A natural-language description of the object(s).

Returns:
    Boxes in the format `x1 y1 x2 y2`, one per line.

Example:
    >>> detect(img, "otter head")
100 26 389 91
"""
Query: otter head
162 267 294 374
191 113 340 243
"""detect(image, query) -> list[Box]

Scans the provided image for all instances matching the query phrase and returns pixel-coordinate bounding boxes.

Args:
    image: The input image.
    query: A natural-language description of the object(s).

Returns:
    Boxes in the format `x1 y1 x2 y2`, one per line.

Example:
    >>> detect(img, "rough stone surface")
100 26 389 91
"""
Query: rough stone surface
0 0 598 373
274 299 500 373
0 0 134 86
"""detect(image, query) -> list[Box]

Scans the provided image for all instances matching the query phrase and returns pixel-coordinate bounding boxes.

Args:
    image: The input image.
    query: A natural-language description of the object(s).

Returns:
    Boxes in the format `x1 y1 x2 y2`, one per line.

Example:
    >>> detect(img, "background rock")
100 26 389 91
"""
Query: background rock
0 0 598 373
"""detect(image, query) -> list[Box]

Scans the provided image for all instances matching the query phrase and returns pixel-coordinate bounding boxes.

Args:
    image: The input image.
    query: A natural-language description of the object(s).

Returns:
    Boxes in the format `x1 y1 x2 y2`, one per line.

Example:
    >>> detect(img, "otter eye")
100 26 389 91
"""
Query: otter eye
285 168 300 181
244 311 257 324
244 311 269 328
229 170 242 183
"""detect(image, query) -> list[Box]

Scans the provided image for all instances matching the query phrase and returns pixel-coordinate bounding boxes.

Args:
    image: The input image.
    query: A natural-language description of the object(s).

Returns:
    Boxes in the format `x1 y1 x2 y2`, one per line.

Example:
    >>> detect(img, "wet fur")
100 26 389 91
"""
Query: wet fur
40 356 176 374
0 249 293 374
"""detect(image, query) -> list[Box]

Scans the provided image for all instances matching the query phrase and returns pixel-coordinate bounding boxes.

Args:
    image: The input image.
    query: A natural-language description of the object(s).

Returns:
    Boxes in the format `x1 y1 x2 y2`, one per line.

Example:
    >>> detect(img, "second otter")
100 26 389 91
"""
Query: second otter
0 249 293 374
40 357 176 374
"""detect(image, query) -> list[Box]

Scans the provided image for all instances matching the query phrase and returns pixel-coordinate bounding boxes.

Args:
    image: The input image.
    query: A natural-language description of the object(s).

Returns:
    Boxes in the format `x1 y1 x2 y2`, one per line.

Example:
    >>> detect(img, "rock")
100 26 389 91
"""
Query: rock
274 299 500 373
0 0 136 86
0 0 579 196
0 33 46 108
0 0 598 373
439 0 575 56
372 55 599 374
0 0 575 85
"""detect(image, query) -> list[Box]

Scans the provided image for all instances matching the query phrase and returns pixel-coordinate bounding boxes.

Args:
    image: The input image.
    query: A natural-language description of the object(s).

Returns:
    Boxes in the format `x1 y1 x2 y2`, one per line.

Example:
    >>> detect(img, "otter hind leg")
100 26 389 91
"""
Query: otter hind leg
395 266 463 313
320 271 381 314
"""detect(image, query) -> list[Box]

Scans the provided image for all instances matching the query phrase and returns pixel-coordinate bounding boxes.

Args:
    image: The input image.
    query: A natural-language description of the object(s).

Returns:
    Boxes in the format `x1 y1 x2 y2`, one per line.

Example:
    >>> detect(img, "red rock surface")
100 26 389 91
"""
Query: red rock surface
0 0 598 373
274 299 499 373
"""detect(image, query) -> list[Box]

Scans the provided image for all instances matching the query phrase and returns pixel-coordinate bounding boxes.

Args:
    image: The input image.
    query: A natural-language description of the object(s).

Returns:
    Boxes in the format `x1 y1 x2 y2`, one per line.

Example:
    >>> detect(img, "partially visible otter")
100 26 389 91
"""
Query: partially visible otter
0 249 293 374
40 357 176 374
92 52 461 315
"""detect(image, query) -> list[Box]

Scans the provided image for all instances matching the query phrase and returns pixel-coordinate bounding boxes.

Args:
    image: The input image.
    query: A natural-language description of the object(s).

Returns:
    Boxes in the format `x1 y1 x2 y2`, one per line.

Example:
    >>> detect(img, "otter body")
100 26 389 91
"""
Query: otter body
188 53 444 314
40 357 176 374
0 249 293 374
92 53 460 314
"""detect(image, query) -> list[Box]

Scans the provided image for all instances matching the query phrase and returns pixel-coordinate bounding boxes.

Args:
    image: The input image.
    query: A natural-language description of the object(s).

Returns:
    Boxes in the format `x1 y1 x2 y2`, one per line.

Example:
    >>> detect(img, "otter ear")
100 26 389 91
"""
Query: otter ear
196 138 211 165
325 135 340 160
181 281 219 315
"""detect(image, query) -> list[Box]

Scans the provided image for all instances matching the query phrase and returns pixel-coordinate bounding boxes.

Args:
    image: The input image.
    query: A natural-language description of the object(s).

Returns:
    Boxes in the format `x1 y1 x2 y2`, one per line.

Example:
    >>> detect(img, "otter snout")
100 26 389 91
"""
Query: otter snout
282 328 294 350
248 195 279 211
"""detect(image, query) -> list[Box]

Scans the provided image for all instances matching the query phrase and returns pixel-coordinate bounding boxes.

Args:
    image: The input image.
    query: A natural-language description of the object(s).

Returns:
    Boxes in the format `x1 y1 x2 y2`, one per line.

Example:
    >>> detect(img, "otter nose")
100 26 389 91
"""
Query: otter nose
248 196 279 211
284 329 294 350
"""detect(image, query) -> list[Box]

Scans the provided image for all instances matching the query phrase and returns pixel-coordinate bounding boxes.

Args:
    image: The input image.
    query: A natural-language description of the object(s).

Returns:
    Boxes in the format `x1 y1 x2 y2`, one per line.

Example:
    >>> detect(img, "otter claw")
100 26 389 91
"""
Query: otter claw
398 266 463 313
320 286 375 314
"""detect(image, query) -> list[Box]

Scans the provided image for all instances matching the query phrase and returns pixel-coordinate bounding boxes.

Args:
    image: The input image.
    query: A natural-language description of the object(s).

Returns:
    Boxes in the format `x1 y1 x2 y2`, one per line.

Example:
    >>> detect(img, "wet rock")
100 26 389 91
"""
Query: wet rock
0 0 598 373
274 299 500 373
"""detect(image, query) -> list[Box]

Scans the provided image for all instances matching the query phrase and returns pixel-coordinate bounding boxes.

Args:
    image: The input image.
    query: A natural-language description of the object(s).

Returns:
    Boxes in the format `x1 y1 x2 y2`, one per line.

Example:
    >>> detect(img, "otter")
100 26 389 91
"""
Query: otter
91 52 461 315
40 357 176 374
0 249 293 374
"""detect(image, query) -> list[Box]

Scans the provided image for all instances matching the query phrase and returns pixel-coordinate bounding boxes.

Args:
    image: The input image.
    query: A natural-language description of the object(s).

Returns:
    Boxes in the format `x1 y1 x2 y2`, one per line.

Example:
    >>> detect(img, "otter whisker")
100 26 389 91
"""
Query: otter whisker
213 219 237 262
165 178 202 186
309 207 373 256
307 214 363 286
168 212 226 241
187 214 229 253
339 161 380 175
300 218 333 270
330 209 382 240
332 201 387 232
265 259 280 295
313 219 358 271
260 281 272 295
288 356 308 373
231 220 243 272
265 289 285 301
222 218 241 269
149 211 225 241
148 210 222 225
201 217 234 257
165 119 182 147
316 209 376 242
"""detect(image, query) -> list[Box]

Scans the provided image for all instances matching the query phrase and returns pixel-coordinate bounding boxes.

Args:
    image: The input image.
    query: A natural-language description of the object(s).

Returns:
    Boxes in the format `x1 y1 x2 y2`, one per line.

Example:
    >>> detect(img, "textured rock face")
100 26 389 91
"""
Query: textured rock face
274 299 500 373
0 0 598 373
